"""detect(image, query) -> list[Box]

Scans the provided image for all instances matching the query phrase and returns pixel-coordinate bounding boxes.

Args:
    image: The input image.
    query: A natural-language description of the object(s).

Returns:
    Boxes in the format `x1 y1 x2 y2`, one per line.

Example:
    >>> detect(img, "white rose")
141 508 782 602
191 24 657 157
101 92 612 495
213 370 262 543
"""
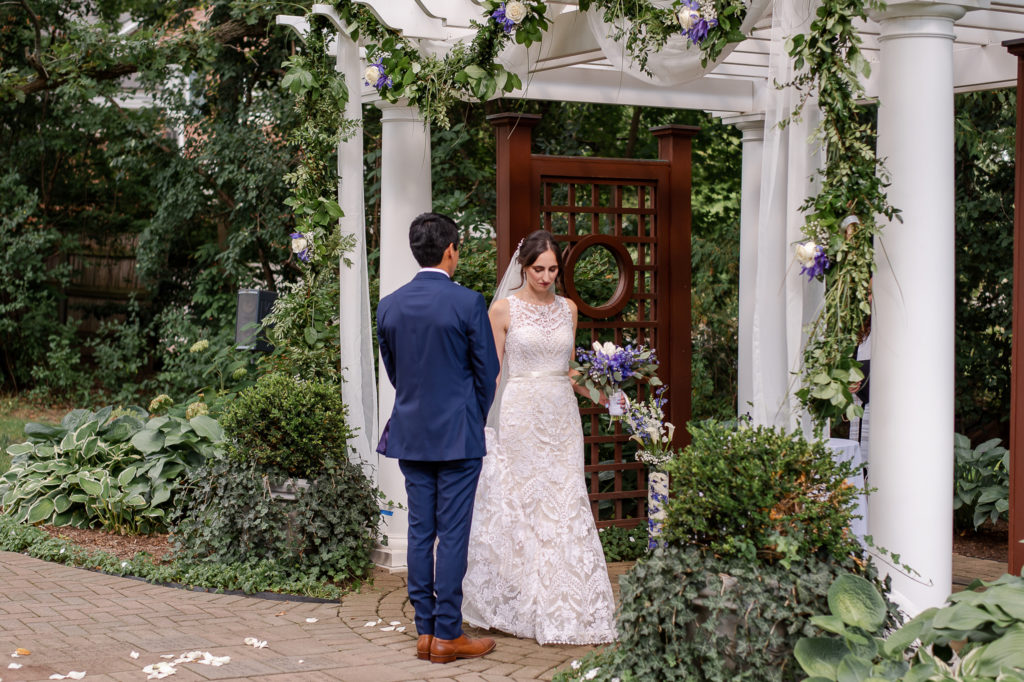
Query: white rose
364 65 382 84
505 0 529 24
601 341 618 356
677 9 698 30
291 236 309 254
584 668 601 680
795 241 817 266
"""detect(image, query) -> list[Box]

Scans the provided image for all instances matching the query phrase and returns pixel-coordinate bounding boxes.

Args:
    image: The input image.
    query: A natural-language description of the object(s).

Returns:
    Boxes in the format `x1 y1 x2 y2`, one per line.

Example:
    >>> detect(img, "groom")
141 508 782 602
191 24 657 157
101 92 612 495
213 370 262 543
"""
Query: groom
376 212 500 664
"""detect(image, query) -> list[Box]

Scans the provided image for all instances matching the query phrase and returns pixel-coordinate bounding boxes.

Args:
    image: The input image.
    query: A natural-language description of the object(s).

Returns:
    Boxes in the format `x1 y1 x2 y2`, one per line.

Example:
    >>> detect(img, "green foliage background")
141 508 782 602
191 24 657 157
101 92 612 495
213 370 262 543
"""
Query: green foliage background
0 0 1014 437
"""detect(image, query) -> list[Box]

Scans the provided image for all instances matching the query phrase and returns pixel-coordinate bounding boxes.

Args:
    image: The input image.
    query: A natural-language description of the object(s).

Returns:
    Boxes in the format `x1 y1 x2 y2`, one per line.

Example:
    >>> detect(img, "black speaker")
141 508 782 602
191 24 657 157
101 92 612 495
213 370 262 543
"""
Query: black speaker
236 289 278 351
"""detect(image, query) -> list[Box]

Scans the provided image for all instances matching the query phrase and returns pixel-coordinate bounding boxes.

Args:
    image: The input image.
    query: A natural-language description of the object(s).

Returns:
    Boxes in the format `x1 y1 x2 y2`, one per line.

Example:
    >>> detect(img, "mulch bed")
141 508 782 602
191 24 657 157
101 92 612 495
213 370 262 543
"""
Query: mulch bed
33 522 1011 566
39 525 172 563
953 520 1008 563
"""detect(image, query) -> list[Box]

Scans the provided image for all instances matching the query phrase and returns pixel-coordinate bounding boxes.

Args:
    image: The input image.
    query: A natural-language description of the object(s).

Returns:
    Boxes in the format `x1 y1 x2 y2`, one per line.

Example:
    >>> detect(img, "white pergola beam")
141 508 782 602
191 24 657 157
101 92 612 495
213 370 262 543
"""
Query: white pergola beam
511 67 755 112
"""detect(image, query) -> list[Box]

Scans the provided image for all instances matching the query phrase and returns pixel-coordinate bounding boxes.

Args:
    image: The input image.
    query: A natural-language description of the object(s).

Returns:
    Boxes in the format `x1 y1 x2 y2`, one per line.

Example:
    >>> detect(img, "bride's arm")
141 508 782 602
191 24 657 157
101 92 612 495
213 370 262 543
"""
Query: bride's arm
566 299 609 406
488 298 510 385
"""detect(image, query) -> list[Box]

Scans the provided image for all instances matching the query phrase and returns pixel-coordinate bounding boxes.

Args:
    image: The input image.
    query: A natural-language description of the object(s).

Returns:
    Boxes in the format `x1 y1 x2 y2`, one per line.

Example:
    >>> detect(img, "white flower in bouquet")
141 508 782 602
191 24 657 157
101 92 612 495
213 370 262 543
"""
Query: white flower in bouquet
592 340 618 357
504 0 529 23
795 241 818 267
364 65 382 85
676 8 698 30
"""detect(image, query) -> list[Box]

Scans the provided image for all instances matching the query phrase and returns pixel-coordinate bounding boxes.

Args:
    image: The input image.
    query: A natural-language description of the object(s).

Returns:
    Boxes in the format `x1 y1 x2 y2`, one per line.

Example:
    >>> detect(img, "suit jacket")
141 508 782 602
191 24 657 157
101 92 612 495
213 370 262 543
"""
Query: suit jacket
377 271 499 461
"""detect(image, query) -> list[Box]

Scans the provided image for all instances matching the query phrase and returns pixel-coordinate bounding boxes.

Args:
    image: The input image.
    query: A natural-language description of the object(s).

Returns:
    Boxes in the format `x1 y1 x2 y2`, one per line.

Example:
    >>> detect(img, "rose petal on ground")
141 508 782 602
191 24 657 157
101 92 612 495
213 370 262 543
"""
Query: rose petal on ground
380 626 395 631
363 622 377 628
159 655 174 659
389 621 400 625
67 673 86 680
130 652 139 659
305 618 318 623
242 638 267 649
8 663 21 669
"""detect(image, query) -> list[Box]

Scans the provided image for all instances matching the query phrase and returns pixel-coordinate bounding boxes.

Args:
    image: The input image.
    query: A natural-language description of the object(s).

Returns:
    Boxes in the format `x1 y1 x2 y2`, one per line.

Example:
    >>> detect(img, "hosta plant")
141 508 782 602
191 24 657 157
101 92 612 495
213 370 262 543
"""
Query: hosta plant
953 433 1009 530
0 405 224 534
795 572 1024 681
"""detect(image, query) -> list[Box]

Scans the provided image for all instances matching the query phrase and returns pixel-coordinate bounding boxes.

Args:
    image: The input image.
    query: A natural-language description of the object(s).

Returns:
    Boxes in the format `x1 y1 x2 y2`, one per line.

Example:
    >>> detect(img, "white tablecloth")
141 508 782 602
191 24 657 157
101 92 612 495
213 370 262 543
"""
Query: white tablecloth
827 437 867 540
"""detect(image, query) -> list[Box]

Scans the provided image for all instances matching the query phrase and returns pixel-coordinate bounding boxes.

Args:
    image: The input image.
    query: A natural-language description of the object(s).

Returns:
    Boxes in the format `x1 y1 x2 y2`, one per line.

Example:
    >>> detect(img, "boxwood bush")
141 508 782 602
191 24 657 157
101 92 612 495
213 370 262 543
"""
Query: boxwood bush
219 373 355 477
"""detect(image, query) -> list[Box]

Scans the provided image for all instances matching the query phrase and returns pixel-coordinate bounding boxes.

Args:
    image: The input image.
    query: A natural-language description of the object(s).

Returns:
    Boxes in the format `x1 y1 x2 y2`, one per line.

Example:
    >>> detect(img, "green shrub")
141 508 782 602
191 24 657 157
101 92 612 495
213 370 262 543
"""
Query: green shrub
662 420 861 563
953 432 1009 530
555 547 900 682
169 453 382 582
598 524 648 562
0 405 223 534
220 373 355 477
796 572 1024 681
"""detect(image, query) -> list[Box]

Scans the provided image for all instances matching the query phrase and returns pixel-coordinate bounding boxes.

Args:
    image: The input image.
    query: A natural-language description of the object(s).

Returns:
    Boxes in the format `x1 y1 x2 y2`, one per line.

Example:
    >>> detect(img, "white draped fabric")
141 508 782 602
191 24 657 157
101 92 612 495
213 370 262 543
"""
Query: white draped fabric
336 29 378 480
749 0 825 431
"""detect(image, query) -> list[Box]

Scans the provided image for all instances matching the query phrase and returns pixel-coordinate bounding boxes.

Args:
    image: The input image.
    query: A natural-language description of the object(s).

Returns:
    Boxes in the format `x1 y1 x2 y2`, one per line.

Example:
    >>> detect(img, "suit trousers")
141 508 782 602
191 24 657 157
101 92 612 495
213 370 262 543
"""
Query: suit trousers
398 457 483 640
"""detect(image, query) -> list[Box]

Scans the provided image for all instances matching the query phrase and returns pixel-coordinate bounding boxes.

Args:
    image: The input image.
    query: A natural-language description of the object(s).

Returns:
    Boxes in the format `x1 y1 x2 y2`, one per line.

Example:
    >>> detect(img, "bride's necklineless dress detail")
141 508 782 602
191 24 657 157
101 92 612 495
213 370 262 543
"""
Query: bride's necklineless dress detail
462 295 618 645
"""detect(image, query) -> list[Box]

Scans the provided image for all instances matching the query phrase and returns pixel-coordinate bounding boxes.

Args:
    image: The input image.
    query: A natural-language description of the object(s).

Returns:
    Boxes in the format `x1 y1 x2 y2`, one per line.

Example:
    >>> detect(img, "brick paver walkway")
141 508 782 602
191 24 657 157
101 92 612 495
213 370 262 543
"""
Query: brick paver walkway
0 552 630 682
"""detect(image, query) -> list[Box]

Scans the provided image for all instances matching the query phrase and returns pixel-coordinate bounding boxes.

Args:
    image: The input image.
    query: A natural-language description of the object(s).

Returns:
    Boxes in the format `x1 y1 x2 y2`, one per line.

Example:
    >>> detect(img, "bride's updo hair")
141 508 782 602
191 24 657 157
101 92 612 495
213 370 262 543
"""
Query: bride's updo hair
516 229 565 290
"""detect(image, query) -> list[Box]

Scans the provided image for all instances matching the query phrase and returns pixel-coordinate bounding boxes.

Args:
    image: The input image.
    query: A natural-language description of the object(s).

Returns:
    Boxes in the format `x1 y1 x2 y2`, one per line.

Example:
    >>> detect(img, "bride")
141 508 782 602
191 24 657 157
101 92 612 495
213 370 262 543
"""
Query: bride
462 229 618 645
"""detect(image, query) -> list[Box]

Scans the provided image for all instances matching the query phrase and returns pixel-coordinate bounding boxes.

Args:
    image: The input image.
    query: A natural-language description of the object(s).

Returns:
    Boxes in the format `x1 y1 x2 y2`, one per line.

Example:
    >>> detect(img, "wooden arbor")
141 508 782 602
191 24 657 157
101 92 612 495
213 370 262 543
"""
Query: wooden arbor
1003 38 1024 577
490 112 697 527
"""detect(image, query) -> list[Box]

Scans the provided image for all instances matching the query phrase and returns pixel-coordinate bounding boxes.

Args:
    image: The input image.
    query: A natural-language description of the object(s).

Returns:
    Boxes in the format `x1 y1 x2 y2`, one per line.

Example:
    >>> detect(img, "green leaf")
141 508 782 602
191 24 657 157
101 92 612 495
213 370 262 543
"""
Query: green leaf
27 497 55 524
118 466 139 487
462 64 487 80
189 415 224 442
795 637 849 678
836 654 873 682
53 494 72 513
882 608 937 657
811 614 848 635
131 429 166 455
304 326 318 348
959 623 1024 678
828 574 886 631
78 477 103 496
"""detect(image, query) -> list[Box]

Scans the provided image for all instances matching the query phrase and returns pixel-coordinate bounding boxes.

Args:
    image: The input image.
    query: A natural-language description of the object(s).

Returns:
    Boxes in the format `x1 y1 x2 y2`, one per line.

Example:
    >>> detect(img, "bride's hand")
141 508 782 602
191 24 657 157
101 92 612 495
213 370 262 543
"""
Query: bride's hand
597 393 610 407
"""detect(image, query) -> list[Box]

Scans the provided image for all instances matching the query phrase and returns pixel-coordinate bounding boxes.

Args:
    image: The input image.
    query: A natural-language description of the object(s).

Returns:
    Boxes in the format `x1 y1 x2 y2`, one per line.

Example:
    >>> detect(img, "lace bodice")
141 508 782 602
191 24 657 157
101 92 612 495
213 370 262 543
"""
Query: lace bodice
503 296 573 377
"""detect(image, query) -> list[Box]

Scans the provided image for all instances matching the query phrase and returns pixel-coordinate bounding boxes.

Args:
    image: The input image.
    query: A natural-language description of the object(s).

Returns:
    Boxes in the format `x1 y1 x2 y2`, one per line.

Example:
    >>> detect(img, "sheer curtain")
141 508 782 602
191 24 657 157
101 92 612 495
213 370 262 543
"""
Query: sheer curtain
336 31 378 481
749 0 825 431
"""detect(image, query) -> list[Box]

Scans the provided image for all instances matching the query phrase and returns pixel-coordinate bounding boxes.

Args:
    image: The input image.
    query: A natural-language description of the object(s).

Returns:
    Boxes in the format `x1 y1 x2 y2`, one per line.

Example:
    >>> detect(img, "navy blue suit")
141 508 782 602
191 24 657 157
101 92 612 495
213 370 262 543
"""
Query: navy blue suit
377 270 499 640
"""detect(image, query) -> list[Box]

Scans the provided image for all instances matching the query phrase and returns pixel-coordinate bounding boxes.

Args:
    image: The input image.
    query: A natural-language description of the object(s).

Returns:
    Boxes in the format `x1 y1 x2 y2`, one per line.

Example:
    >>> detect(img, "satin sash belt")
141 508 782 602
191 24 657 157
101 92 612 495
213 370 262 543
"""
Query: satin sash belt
508 370 569 381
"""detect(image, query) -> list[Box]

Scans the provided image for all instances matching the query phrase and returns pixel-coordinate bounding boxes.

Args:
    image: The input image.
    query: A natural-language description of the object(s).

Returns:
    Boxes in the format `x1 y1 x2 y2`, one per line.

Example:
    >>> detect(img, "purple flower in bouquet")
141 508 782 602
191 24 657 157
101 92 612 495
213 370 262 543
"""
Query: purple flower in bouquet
572 340 661 404
795 241 830 281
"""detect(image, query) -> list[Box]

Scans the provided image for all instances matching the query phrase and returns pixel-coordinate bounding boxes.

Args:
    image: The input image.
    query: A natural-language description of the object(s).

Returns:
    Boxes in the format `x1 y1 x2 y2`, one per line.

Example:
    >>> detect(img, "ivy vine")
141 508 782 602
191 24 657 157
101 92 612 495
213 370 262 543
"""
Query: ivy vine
279 0 894 427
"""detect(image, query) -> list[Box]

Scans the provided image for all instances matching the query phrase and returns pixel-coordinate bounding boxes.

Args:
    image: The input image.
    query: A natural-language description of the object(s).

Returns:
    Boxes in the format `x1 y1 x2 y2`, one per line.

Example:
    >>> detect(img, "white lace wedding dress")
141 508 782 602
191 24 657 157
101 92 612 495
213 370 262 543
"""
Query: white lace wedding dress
462 295 617 645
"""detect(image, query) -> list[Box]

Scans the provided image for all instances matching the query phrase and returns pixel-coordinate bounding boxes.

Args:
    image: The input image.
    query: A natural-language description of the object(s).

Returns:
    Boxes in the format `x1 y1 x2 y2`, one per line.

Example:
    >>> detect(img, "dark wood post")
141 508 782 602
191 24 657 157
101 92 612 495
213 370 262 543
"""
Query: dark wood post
488 113 542 282
1004 38 1024 577
652 125 700 445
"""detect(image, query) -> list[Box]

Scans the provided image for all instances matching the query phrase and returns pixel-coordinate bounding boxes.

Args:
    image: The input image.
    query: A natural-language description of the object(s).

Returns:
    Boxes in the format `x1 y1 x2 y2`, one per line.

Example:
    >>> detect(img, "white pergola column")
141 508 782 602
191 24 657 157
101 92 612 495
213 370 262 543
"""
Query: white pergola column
723 114 765 417
373 100 432 570
870 0 980 613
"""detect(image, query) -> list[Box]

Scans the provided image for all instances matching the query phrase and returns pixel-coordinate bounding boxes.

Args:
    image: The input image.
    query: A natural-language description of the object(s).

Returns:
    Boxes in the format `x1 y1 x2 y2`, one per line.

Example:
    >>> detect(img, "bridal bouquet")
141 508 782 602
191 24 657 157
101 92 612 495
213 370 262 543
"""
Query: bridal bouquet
622 389 676 470
572 341 661 412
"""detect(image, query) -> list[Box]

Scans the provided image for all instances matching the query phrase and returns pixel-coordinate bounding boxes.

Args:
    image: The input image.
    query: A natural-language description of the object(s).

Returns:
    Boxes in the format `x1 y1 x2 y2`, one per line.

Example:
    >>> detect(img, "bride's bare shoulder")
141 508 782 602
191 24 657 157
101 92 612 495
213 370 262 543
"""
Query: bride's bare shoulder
489 297 511 317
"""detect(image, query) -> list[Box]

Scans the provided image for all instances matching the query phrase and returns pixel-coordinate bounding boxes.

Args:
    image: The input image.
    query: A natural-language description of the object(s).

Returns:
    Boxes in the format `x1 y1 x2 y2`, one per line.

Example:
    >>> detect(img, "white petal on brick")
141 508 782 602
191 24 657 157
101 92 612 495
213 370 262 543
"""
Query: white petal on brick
242 638 267 649
8 664 21 669
159 655 174 659
380 626 395 632
67 673 86 680
395 626 406 632
305 618 318 623
130 652 139 659
363 621 377 627
389 621 401 625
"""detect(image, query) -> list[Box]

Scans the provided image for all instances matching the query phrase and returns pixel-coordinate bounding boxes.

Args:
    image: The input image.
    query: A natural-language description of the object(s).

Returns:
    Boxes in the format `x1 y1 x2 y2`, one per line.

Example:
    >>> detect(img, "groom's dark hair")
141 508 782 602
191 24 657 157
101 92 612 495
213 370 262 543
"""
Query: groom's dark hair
409 213 460 267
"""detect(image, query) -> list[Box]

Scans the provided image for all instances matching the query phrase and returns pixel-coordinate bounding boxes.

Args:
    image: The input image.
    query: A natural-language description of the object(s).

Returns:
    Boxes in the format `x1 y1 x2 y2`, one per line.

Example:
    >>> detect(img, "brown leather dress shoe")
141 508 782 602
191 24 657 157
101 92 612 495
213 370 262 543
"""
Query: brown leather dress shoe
429 634 496 664
416 634 433 661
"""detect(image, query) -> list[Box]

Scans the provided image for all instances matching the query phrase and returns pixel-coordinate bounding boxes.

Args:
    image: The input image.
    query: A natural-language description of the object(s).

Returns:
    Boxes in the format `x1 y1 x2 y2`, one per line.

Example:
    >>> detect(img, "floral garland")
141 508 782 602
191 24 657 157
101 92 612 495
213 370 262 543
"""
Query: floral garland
281 0 891 426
